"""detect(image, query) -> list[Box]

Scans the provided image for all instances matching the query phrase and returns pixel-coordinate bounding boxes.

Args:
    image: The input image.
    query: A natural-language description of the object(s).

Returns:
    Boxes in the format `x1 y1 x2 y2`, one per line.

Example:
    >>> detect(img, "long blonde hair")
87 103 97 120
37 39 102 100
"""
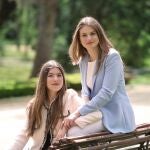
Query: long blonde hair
69 16 113 67
26 60 67 136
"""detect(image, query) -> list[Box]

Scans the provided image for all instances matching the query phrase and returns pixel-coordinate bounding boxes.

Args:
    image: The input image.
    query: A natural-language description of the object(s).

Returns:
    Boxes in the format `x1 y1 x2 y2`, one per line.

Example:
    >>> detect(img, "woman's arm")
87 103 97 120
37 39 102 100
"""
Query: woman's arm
79 51 124 115
75 110 102 128
63 90 102 129
63 110 81 130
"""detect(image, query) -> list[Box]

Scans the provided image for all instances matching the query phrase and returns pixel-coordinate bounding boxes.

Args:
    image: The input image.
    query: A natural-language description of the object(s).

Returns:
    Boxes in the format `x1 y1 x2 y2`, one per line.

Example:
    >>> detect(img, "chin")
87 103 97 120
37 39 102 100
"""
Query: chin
54 87 62 92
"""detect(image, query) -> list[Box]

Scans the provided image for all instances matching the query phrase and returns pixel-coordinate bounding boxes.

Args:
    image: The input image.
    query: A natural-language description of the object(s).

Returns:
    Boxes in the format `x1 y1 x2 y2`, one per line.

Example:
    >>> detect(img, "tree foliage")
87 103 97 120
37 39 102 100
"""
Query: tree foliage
0 0 149 75
54 0 150 68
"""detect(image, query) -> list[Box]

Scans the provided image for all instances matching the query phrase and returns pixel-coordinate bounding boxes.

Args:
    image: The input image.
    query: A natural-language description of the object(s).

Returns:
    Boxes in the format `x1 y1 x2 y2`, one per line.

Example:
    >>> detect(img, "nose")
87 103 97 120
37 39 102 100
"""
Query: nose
86 35 92 42
53 75 58 81
87 35 91 39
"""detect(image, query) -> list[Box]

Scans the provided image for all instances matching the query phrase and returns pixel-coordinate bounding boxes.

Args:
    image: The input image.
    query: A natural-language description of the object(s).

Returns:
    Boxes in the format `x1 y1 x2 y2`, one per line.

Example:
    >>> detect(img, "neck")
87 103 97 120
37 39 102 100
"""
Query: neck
87 48 98 61
48 92 57 102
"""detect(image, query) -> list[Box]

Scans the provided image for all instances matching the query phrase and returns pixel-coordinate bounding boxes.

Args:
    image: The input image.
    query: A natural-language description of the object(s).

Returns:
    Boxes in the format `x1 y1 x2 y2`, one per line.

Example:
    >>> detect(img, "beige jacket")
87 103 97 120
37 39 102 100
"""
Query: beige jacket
7 89 101 150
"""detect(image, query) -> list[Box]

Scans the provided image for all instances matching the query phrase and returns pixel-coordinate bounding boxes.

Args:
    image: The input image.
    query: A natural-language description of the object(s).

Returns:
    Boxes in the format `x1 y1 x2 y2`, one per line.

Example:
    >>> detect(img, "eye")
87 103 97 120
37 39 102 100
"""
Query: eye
57 73 62 77
90 32 96 36
47 74 53 77
81 34 87 37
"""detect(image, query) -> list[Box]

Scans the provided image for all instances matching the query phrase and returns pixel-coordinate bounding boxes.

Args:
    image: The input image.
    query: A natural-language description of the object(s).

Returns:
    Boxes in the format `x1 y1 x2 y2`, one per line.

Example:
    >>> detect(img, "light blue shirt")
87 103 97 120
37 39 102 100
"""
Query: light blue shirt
79 48 136 133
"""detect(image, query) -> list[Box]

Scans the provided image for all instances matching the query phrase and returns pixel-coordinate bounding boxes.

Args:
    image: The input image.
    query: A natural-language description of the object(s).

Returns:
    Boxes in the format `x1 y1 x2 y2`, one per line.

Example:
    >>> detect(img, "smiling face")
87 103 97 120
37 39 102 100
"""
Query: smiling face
47 67 63 95
79 25 99 51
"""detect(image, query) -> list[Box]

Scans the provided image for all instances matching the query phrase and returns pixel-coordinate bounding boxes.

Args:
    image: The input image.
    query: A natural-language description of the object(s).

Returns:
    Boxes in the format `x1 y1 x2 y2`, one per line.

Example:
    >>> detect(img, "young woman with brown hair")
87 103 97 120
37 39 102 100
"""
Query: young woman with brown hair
7 60 101 149
63 16 136 136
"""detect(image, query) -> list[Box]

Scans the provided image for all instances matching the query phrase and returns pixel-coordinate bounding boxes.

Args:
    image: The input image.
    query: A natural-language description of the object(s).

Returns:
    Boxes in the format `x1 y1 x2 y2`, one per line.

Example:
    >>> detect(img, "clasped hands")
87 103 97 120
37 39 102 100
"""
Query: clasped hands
63 111 80 130
54 111 80 142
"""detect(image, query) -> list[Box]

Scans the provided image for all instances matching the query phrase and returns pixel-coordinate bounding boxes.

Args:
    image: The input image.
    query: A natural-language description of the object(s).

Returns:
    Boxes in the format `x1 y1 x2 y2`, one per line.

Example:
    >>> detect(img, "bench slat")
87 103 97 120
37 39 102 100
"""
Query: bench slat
49 123 150 150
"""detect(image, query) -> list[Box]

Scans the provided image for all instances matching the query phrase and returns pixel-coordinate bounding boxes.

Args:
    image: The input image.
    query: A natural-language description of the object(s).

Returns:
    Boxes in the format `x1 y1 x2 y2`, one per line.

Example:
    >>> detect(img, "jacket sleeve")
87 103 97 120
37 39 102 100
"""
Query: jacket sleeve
75 110 102 128
65 89 84 114
79 51 124 115
66 89 102 128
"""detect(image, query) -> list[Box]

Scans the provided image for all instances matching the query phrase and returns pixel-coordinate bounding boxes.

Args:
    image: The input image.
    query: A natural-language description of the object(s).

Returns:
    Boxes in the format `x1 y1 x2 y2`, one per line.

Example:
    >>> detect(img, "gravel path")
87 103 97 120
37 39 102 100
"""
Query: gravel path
0 85 150 149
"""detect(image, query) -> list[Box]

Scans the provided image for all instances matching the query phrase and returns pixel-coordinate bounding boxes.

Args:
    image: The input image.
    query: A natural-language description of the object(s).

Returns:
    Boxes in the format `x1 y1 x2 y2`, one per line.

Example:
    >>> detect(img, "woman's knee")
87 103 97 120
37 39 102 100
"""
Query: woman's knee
67 126 83 137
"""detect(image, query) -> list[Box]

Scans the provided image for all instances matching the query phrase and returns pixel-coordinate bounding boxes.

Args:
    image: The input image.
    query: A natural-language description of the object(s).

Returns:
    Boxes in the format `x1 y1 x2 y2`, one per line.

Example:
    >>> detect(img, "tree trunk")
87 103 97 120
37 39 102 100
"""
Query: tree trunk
30 0 58 77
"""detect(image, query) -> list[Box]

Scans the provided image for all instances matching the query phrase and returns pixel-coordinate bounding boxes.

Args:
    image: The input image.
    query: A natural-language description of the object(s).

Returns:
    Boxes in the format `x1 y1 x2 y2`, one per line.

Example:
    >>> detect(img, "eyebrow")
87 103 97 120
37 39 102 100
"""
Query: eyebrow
48 72 62 75
80 30 96 34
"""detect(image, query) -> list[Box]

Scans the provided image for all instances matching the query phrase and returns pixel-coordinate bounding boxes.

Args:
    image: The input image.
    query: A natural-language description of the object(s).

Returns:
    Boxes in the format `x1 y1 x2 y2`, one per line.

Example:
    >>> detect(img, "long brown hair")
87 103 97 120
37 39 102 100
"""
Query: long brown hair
69 16 113 67
26 60 67 136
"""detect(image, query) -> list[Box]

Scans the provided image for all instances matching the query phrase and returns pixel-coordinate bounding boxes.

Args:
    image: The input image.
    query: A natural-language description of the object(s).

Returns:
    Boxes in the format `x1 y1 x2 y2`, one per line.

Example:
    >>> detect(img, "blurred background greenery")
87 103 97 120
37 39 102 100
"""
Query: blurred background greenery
0 0 150 98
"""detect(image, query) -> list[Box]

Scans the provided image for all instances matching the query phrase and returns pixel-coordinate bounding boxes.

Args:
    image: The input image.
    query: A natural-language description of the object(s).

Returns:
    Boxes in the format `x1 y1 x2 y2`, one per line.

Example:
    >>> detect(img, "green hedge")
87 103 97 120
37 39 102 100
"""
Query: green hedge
67 81 81 91
0 72 134 98
0 87 35 98
0 79 36 98
0 71 135 98
0 77 81 98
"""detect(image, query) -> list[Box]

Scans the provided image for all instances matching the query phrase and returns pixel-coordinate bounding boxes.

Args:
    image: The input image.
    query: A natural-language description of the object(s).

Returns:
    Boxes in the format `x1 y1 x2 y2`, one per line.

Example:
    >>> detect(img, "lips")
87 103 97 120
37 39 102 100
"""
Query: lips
86 42 93 44
52 83 60 86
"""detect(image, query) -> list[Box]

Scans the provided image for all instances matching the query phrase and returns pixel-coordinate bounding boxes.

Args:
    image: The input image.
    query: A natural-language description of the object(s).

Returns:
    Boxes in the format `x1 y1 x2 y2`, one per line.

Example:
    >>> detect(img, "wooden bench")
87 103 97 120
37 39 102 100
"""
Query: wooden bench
49 123 150 150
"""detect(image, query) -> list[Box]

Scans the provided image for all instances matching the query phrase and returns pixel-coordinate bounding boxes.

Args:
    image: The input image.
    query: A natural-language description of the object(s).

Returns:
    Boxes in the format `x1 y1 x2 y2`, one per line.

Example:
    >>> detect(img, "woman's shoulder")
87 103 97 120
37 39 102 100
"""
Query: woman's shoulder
26 98 35 109
104 48 122 64
106 48 121 60
63 89 81 106
64 89 78 97
108 48 119 56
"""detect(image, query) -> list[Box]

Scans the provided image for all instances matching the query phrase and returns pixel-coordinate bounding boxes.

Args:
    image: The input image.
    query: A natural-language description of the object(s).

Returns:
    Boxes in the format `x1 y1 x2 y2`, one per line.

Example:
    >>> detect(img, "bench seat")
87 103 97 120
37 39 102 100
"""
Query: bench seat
49 123 150 150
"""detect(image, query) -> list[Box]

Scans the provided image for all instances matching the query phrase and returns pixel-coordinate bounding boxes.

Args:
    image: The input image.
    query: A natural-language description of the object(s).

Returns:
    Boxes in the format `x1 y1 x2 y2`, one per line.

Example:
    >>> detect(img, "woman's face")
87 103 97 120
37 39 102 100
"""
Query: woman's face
47 67 63 94
79 25 99 50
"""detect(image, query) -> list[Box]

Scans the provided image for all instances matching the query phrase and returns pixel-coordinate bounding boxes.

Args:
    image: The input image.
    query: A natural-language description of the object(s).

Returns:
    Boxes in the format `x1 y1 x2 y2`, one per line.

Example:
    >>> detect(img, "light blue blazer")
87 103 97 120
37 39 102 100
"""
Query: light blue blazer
79 48 136 133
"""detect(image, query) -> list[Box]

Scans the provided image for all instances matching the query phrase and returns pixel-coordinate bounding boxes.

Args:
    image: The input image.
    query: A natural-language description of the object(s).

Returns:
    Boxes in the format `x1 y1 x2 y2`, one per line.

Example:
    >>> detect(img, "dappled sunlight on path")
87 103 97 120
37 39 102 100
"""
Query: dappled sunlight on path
0 85 150 149
126 85 150 124
133 105 150 124
0 109 25 149
0 96 30 149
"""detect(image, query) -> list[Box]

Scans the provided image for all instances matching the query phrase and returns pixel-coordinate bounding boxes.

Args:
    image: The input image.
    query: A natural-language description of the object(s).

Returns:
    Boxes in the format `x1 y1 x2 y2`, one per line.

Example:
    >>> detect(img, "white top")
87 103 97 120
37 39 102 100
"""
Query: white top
87 60 96 89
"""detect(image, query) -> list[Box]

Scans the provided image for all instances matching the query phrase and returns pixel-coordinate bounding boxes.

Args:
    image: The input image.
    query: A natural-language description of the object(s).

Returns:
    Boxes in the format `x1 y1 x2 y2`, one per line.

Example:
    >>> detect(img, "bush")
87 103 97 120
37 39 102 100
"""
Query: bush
0 74 82 98
0 79 36 98
0 71 137 98
66 73 81 91
67 81 81 91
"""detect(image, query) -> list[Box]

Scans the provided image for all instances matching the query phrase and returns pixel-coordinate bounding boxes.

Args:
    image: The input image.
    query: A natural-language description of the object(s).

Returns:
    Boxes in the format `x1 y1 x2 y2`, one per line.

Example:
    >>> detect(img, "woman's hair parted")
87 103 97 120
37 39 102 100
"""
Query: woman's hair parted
26 60 67 136
69 16 113 65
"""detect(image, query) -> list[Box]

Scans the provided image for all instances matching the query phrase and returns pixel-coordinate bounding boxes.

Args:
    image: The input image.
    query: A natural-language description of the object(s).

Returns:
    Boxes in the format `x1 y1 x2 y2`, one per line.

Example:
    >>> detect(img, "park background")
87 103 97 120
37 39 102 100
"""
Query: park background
0 0 150 149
